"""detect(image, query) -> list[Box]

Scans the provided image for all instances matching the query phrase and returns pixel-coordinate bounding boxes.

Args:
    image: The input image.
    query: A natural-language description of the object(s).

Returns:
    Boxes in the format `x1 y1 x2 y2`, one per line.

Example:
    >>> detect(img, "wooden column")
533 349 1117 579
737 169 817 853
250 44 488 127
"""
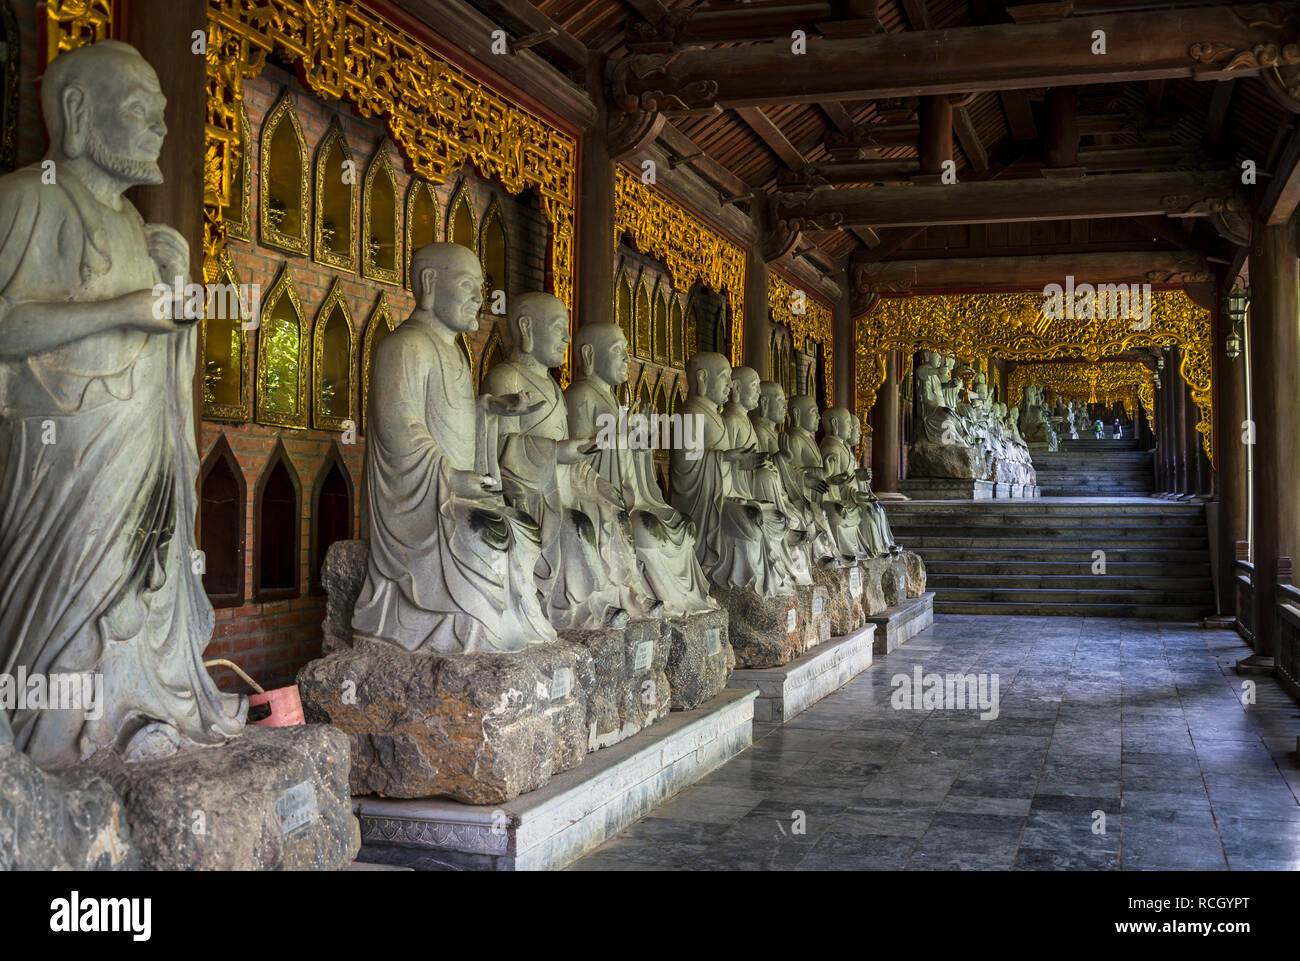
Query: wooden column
1175 356 1190 494
870 350 901 492
1044 87 1078 168
743 242 769 376
576 55 614 330
1247 219 1300 659
919 95 952 176
1218 292 1248 615
1157 361 1172 491
833 278 854 416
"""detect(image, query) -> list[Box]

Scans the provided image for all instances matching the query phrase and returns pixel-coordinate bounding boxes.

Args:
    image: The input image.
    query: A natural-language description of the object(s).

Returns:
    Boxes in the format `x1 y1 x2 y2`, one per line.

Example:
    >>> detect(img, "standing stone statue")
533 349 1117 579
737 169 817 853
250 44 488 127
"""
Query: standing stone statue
0 41 246 767
564 322 717 617
484 295 661 628
672 353 799 598
352 243 558 653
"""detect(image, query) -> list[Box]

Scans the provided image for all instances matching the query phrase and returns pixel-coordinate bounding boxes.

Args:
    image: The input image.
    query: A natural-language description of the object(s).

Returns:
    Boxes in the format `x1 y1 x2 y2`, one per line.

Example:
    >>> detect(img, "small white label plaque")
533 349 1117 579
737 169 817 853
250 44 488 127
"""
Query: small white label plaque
813 595 825 615
705 628 722 654
786 608 798 633
550 667 571 701
634 640 654 671
849 567 863 598
277 780 318 836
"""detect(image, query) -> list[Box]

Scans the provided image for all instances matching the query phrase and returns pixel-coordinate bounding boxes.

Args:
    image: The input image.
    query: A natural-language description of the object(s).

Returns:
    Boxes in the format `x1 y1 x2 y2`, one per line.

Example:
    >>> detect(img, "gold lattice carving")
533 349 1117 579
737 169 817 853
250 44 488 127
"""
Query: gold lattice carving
614 167 745 367
768 271 833 406
44 0 113 65
855 291 1213 464
1007 362 1157 435
202 0 576 375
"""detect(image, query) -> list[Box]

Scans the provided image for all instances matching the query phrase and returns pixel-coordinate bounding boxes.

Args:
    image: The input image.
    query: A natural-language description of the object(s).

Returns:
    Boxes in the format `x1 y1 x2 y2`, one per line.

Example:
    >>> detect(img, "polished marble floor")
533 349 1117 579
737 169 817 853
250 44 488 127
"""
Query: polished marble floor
570 615 1300 870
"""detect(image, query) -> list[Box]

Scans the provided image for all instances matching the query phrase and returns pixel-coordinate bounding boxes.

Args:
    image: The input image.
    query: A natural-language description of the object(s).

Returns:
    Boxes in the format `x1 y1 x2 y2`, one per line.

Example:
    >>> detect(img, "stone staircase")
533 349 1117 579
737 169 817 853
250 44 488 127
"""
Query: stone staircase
1031 437 1155 496
885 500 1214 619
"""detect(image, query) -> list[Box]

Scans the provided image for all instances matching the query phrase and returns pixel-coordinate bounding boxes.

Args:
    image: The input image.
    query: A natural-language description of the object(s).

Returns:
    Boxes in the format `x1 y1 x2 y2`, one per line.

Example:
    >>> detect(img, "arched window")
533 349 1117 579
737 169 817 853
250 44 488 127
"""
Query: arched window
634 274 651 360
405 180 439 289
652 282 669 365
446 180 476 252
313 119 356 271
254 440 301 600
361 293 396 435
362 142 400 284
310 446 353 593
312 278 355 431
615 266 633 349
202 254 251 422
259 88 309 254
222 104 252 241
199 435 245 608
670 296 685 368
256 265 309 429
478 322 506 392
479 198 508 310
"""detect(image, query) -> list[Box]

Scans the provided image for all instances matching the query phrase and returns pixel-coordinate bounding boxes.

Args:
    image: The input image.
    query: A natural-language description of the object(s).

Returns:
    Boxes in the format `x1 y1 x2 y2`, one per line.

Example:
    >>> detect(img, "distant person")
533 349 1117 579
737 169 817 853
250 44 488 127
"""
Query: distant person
1093 418 1104 440
1113 419 1122 440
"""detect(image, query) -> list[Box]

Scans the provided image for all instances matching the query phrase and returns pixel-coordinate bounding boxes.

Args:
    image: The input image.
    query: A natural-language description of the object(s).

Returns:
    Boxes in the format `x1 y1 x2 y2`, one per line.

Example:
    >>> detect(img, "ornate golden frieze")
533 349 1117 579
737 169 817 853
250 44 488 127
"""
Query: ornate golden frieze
767 271 833 405
1007 362 1157 434
202 0 577 364
614 167 746 367
855 290 1214 464
44 0 113 65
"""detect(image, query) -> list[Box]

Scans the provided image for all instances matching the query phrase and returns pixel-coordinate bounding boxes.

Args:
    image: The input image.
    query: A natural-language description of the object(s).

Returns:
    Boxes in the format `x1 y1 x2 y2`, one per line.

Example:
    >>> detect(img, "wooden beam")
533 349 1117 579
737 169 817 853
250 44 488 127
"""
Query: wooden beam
820 100 857 135
919 95 952 176
471 0 588 67
1002 91 1037 141
1044 86 1078 168
1204 79 1235 149
1076 143 1205 170
615 8 1277 108
1265 123 1300 228
655 122 751 199
953 105 988 174
861 249 1213 289
735 106 807 171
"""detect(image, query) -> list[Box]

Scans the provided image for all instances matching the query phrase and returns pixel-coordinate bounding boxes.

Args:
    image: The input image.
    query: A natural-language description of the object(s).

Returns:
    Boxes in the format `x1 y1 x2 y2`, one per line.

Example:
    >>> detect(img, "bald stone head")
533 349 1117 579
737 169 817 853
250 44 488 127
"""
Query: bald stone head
505 291 569 369
757 381 788 425
43 40 166 187
730 366 760 411
790 394 819 433
824 406 855 440
573 321 629 387
411 242 483 333
687 352 731 406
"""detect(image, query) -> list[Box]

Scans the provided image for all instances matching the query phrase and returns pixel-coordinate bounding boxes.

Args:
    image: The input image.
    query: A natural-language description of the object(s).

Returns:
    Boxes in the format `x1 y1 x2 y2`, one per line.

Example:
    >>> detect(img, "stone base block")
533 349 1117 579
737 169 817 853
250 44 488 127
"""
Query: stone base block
899 478 996 500
868 592 935 654
321 539 368 655
795 582 832 651
353 689 757 871
900 550 927 598
810 564 867 636
297 639 591 805
709 586 802 669
728 625 875 722
665 608 734 710
908 441 986 480
994 481 1011 498
564 619 670 752
859 556 908 615
90 725 360 871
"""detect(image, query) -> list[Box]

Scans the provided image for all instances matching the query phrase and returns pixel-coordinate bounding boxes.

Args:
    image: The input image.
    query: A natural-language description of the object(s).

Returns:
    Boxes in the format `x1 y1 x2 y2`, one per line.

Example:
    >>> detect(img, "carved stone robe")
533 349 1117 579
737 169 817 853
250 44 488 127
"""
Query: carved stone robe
752 415 838 566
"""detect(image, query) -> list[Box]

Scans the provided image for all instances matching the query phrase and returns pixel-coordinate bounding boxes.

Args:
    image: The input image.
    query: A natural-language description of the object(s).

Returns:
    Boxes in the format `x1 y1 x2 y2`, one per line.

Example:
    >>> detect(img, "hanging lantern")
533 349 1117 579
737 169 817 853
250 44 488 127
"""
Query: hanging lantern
1226 286 1248 361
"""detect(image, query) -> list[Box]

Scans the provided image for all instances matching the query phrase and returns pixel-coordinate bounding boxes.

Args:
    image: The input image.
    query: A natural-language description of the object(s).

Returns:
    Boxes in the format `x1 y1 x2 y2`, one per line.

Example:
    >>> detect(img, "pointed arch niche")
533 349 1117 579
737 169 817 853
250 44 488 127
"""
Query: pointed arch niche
310 445 354 593
256 265 310 429
363 142 401 284
259 88 309 254
313 279 356 431
670 295 685 368
478 322 506 392
479 197 508 306
615 265 633 350
446 180 477 252
652 281 669 365
634 273 651 361
405 180 439 289
361 294 397 434
199 435 245 608
314 119 357 271
202 253 251 423
254 440 301 601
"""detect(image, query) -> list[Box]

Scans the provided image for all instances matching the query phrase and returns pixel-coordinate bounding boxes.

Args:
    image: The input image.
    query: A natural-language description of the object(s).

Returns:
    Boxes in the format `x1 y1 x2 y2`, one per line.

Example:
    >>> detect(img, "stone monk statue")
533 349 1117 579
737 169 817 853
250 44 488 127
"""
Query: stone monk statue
352 243 557 653
672 353 799 599
564 322 717 617
485 294 661 630
0 41 246 767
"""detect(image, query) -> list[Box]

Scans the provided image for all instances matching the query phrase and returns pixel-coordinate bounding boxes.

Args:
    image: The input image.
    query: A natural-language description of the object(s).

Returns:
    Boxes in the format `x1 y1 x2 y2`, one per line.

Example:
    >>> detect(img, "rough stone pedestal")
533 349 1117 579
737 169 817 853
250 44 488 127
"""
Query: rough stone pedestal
900 550 928 598
89 725 360 870
565 619 670 752
0 713 136 870
795 582 832 651
665 608 734 709
859 556 908 615
810 563 867 636
908 441 986 479
298 639 591 805
710 586 802 668
321 539 368 654
899 477 996 499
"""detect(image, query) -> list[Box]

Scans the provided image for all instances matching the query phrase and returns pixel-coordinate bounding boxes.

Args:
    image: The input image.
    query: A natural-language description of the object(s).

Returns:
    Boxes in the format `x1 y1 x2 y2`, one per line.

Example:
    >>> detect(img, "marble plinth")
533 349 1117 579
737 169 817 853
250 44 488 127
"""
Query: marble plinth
297 639 591 805
898 478 996 500
565 619 670 752
867 592 935 654
665 608 734 710
810 563 868 636
710 586 802 668
995 481 1012 498
90 725 360 871
728 624 876 722
795 582 832 651
352 689 756 871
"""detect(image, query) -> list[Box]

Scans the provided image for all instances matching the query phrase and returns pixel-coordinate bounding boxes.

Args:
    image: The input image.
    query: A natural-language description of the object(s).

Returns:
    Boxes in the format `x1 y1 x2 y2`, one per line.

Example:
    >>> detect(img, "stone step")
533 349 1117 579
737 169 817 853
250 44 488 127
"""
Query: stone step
885 501 1200 515
927 572 1211 590
935 586 1212 604
895 535 1209 550
900 546 1208 563
932 600 1213 619
889 512 1202 528
925 560 1210 576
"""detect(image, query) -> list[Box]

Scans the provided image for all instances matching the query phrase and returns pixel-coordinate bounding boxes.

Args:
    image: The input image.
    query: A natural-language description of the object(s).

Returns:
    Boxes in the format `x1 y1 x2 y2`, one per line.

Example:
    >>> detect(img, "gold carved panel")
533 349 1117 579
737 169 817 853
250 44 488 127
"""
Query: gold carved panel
404 179 439 289
201 253 252 423
1007 362 1157 434
768 271 833 406
44 0 113 65
313 119 357 272
222 103 252 242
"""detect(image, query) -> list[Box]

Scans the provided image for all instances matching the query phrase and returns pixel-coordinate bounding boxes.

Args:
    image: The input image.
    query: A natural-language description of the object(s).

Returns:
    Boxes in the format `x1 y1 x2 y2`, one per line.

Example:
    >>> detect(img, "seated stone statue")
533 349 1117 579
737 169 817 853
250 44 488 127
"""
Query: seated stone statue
484 294 661 629
916 350 973 447
564 322 717 617
352 243 558 653
0 41 246 766
815 404 873 559
671 353 801 598
751 380 838 567
1018 385 1059 451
